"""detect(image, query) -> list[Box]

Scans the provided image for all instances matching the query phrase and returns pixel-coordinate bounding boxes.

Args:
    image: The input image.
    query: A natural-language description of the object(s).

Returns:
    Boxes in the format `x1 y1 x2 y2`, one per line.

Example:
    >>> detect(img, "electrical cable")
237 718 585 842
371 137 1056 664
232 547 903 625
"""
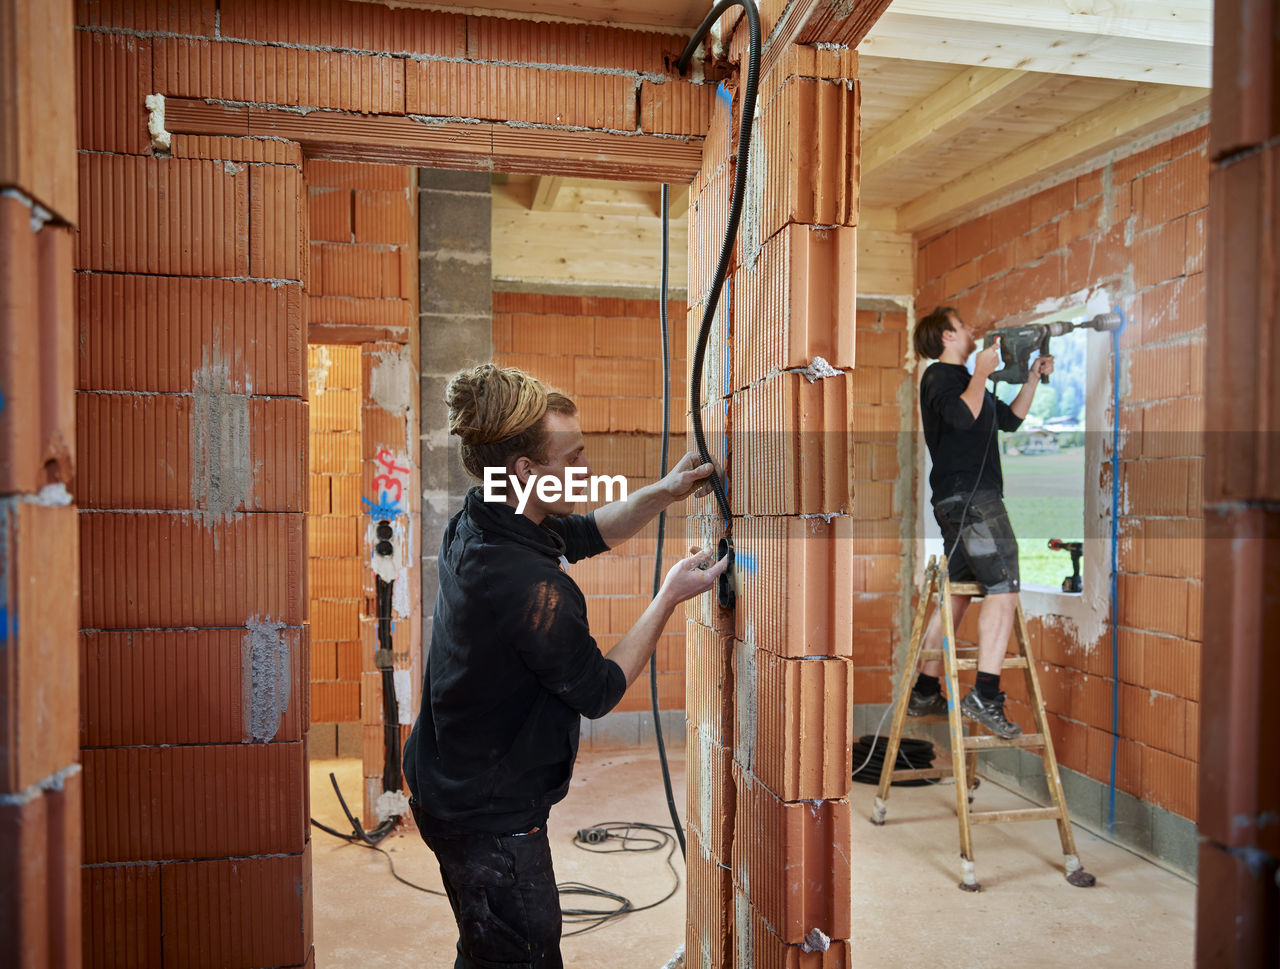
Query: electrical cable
560 822 682 937
677 0 761 532
644 0 762 861
648 182 687 861
309 817 682 934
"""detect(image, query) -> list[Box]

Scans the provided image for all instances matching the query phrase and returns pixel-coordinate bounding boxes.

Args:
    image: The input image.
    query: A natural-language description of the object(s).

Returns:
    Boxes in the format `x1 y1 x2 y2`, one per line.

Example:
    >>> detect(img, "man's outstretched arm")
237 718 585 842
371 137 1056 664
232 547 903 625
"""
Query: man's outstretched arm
593 450 713 548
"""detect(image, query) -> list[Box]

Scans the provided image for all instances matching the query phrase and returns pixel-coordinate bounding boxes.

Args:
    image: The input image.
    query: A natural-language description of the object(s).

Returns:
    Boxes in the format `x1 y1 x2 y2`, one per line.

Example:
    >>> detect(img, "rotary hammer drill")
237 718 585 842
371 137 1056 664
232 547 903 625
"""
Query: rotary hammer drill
982 312 1123 385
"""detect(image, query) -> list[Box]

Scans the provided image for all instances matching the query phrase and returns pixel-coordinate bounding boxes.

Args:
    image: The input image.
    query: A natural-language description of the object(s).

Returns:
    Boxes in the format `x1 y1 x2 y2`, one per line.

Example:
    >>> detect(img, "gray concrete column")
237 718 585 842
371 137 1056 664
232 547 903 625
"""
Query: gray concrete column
418 169 492 654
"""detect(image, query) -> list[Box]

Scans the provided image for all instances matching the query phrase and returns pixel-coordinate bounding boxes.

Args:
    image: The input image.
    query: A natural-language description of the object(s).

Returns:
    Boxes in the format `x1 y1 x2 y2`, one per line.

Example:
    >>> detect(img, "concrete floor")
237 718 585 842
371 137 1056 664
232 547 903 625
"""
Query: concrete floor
311 748 1195 968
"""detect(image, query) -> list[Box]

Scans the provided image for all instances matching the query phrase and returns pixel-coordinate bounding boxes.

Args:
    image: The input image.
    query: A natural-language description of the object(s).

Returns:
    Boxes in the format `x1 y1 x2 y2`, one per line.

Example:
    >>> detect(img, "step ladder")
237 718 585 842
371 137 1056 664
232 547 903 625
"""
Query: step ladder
869 554 1095 891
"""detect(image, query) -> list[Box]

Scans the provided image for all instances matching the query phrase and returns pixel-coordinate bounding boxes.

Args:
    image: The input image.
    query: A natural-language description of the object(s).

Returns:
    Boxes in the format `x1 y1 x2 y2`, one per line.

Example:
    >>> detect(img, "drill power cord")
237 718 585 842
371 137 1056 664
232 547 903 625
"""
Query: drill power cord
311 814 681 937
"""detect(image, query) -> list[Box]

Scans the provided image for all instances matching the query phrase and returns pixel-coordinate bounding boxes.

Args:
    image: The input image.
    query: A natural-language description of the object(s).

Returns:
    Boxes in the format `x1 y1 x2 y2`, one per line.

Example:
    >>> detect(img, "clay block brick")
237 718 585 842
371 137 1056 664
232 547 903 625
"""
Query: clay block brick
0 503 79 793
731 764 851 945
1196 841 1280 968
77 274 303 397
406 60 635 130
220 0 465 56
160 845 312 969
758 76 859 244
1139 149 1210 230
1198 506 1280 852
732 373 854 516
311 680 360 723
1134 216 1188 289
76 31 154 156
640 79 716 136
469 15 682 74
1209 0 1280 159
0 0 76 218
987 197 1031 247
313 243 402 298
77 0 215 34
0 768 80 966
688 721 735 863
1118 573 1188 639
81 627 305 747
685 840 731 969
83 863 166 968
1206 149 1280 502
83 743 305 863
76 394 306 513
1140 746 1197 818
155 38 406 114
1014 222 1058 265
78 154 250 276
0 205 75 494
80 511 305 628
311 638 338 681
309 188 352 243
1029 180 1076 226
250 164 304 281
173 135 304 166
732 224 856 390
686 620 734 744
354 188 413 245
733 515 853 658
736 644 852 801
312 598 360 642
738 892 851 969
573 356 657 398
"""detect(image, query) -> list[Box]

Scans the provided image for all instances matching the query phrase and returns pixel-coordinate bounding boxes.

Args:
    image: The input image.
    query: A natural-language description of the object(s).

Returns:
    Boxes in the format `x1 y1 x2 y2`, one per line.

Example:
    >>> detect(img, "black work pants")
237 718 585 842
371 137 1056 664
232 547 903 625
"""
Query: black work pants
412 802 563 969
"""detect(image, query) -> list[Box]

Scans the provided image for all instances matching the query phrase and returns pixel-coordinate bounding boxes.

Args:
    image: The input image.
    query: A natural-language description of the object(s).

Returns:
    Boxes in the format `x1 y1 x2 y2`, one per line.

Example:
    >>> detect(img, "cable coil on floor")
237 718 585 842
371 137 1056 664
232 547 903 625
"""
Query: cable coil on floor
851 735 938 787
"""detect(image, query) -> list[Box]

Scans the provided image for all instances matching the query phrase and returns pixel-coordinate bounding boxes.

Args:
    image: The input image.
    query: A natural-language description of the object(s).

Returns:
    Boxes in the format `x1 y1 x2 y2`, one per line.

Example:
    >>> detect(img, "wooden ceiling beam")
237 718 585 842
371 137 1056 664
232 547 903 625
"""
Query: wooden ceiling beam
862 67 1046 176
530 175 563 211
861 1 1211 88
896 83 1209 233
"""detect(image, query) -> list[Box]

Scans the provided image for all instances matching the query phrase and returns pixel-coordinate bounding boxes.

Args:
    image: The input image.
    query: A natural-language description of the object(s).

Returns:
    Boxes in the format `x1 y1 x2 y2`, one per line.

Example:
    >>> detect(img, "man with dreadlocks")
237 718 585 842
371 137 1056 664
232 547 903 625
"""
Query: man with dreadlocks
404 364 724 969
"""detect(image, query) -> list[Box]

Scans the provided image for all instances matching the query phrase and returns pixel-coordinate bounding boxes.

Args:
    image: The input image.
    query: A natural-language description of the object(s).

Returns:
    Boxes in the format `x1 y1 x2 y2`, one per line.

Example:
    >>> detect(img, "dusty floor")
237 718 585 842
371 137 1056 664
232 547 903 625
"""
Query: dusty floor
311 748 1195 968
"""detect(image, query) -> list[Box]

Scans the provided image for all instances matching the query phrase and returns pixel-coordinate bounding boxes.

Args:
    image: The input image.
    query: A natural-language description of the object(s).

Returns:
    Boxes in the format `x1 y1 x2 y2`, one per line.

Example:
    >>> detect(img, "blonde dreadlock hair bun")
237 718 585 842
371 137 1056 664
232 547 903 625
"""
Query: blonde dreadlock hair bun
445 364 576 479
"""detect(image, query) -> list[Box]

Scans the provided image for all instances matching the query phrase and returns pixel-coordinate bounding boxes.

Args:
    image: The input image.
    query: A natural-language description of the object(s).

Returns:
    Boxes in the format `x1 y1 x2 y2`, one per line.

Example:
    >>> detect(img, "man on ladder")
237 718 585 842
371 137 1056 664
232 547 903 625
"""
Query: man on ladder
908 306 1052 737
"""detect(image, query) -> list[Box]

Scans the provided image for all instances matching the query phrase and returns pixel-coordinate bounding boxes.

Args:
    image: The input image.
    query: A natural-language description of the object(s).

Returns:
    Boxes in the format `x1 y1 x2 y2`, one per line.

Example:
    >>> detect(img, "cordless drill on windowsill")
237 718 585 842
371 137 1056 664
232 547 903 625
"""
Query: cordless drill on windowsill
982 312 1123 385
1048 538 1084 593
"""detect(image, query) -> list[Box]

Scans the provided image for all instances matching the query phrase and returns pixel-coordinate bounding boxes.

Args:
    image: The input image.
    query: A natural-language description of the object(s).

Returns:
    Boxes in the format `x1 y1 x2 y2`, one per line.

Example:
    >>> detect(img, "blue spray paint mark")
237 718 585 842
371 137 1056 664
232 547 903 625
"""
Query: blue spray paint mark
735 551 758 575
717 82 732 108
0 608 14 642
362 492 403 518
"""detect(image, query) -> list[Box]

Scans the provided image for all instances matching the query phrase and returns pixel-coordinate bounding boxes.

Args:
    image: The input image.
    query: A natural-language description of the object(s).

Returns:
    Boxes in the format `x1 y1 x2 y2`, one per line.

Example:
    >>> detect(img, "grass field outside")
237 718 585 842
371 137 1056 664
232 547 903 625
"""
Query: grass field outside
1002 448 1086 590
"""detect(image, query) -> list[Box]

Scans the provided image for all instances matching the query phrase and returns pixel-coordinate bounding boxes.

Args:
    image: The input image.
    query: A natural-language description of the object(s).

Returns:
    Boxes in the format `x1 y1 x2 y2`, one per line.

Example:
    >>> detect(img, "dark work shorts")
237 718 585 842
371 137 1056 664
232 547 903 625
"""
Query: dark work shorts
410 798 563 969
933 490 1021 594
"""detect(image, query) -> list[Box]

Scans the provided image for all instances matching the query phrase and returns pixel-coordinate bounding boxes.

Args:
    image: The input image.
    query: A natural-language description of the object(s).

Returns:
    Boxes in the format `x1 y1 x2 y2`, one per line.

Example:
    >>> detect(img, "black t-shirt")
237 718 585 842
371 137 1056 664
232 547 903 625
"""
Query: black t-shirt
920 361 1023 501
403 487 626 835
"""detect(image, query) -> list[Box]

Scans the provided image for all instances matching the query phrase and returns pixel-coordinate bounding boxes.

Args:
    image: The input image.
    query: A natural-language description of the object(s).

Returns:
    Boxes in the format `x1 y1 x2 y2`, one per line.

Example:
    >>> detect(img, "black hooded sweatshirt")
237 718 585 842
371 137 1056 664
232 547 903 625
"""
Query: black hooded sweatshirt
403 486 627 836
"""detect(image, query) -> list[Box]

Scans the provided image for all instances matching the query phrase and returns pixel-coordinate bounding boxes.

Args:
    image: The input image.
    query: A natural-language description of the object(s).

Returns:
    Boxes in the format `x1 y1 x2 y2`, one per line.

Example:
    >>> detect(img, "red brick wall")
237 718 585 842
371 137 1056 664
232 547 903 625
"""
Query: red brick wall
684 40 863 969
492 291 690 713
848 307 911 706
915 127 1208 821
304 160 420 825
307 345 364 730
1 1 80 957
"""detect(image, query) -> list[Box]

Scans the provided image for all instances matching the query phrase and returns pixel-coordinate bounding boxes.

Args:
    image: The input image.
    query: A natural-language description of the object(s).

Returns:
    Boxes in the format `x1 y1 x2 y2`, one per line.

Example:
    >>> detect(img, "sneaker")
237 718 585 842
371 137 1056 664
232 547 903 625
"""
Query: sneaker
907 689 948 718
959 688 1022 739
